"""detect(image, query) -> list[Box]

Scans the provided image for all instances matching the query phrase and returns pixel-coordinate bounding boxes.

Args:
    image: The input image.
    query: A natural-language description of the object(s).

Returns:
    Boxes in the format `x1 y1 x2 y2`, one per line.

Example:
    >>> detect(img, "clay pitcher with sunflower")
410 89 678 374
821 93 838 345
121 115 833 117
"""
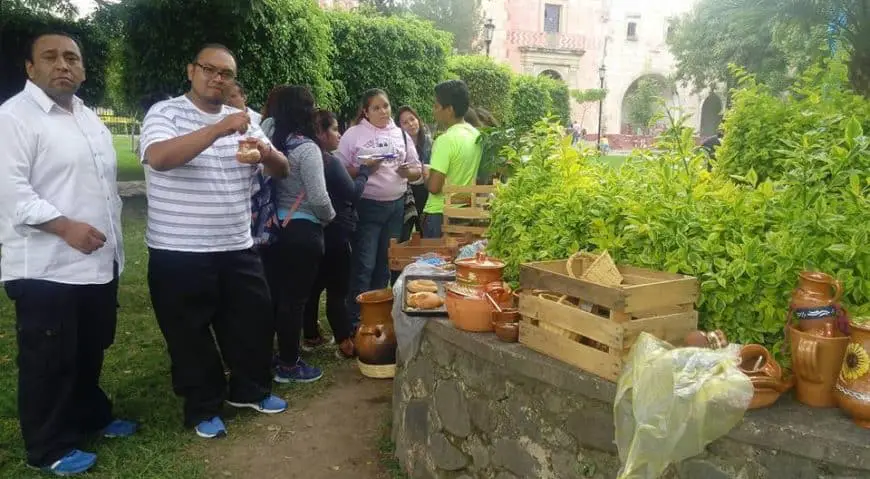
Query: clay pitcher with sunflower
835 320 870 427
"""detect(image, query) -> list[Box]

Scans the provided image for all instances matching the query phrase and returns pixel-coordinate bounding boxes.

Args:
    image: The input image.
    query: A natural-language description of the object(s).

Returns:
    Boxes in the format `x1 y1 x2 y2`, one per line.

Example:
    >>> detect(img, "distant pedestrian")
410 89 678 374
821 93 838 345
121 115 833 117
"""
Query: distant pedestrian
225 80 262 126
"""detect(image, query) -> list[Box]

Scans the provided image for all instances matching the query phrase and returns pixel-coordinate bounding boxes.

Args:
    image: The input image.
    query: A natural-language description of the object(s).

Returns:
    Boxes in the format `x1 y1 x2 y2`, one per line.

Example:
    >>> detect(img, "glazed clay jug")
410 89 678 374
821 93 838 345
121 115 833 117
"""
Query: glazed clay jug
789 271 843 336
355 289 397 378
835 322 870 428
788 324 849 407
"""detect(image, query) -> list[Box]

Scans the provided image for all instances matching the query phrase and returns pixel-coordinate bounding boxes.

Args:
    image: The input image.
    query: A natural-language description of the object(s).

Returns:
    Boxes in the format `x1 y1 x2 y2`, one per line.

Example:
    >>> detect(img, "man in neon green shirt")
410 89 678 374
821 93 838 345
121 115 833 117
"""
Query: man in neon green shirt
422 80 482 238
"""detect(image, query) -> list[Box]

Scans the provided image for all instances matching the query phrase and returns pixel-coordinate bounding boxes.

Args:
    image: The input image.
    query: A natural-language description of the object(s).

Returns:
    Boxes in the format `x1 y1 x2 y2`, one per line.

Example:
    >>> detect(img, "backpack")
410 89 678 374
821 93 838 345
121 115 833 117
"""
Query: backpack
250 135 314 248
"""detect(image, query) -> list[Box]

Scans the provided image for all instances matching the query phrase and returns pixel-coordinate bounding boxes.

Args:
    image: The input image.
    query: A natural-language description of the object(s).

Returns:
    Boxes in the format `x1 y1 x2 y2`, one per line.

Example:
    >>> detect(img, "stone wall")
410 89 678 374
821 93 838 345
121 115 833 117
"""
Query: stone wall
392 319 870 479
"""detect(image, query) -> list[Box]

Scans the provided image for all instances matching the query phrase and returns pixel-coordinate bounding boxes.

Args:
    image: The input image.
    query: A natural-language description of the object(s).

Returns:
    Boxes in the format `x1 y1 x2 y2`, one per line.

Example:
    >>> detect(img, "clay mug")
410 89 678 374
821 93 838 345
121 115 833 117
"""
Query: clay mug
739 344 782 379
789 271 844 336
788 324 849 407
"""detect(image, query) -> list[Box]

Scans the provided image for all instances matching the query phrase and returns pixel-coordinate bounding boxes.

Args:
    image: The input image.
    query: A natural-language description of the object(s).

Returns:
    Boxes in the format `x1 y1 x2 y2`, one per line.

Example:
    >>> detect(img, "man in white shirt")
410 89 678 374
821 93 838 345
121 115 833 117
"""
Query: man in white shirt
0 31 137 476
225 80 262 126
140 44 290 439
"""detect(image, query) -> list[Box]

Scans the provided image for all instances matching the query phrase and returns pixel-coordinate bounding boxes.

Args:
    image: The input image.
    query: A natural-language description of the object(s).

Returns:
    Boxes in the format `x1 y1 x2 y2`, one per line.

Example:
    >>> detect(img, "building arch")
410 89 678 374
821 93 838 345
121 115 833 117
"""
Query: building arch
539 69 564 81
619 73 677 134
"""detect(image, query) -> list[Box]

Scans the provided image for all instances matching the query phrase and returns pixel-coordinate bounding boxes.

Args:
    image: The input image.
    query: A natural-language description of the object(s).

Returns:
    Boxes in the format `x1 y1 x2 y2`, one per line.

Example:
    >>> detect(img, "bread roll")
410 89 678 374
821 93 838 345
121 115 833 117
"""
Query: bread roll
406 292 444 310
407 279 438 293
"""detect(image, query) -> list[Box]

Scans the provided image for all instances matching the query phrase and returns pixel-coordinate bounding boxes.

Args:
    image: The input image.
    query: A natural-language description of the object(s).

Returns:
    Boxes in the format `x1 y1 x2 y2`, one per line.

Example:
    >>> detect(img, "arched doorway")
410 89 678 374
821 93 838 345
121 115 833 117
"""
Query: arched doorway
539 69 563 81
620 74 676 135
700 94 723 137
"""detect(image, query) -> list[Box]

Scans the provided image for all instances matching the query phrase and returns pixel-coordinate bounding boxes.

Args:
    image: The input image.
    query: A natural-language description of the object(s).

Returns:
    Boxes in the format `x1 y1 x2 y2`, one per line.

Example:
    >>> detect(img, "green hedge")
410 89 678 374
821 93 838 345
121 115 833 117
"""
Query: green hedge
328 11 452 125
538 76 571 125
447 55 513 125
718 60 870 181
488 63 870 358
120 0 335 113
0 7 109 105
509 75 552 130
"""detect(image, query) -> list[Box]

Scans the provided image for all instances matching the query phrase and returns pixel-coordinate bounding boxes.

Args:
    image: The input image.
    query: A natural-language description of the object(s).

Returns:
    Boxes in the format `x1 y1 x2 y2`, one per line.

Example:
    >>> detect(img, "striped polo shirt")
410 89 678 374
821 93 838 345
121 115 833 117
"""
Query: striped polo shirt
139 95 271 253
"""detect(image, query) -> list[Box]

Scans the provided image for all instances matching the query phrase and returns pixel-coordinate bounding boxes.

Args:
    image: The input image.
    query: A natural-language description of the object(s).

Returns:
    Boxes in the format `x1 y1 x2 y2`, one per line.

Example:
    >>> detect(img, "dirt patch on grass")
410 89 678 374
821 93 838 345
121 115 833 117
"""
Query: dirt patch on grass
201 361 394 479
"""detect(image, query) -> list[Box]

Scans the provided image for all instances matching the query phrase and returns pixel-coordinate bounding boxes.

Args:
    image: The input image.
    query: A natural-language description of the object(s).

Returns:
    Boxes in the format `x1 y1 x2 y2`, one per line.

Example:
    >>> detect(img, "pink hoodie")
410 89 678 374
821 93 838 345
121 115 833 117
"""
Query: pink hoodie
338 119 421 202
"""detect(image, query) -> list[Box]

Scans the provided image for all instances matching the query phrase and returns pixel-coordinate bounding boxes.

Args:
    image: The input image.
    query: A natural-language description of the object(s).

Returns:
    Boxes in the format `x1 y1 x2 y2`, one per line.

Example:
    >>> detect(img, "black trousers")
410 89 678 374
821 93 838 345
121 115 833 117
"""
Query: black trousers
5 271 118 467
262 220 324 364
147 248 273 427
303 235 353 343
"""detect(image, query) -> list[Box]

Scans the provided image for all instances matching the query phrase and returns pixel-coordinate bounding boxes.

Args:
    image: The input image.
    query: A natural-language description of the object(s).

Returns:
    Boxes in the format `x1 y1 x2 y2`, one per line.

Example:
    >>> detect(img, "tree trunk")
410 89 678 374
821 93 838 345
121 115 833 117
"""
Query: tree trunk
848 49 870 98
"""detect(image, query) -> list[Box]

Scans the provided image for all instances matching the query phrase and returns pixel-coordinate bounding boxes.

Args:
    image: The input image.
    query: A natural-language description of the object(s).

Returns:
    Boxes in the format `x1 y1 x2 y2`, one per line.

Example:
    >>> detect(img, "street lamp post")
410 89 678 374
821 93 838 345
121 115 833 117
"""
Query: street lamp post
597 64 606 151
484 18 495 57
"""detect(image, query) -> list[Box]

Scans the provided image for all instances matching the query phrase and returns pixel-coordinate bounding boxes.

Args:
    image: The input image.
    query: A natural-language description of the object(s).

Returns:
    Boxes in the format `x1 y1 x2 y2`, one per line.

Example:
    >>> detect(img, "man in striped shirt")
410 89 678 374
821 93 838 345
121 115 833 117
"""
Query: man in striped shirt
139 44 290 439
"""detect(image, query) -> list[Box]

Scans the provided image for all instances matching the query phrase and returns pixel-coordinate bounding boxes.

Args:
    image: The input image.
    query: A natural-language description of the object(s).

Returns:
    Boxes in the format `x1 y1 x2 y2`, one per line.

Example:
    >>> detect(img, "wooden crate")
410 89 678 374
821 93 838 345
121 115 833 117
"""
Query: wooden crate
388 233 461 272
442 184 495 239
517 260 700 382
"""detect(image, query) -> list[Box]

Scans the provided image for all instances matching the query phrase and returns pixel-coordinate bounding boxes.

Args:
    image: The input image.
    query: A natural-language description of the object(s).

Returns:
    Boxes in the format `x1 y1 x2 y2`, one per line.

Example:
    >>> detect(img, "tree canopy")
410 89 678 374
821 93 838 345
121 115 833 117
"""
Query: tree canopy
668 0 868 97
359 0 484 53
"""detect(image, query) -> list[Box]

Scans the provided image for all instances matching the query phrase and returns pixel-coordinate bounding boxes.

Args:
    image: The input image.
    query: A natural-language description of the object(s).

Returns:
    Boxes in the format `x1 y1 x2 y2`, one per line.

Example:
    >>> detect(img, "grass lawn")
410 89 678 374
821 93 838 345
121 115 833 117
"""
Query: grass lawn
114 135 144 182
596 154 627 168
0 196 345 479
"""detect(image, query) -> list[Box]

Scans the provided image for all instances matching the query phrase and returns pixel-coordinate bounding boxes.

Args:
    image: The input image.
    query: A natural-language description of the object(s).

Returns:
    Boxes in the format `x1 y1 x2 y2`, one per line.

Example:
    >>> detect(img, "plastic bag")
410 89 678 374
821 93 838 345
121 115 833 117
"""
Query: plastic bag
614 333 753 479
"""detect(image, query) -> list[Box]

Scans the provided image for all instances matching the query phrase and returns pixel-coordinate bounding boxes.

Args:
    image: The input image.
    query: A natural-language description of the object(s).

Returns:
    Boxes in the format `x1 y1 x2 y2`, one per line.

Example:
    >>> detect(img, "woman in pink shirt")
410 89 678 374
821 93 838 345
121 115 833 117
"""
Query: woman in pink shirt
338 89 422 328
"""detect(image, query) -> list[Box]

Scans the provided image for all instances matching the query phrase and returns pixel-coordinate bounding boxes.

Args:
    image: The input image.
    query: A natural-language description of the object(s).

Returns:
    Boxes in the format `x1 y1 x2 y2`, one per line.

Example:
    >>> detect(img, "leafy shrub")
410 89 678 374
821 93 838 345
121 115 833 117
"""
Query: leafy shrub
538 76 571 125
447 55 513 124
718 59 870 181
509 75 552 131
0 7 109 105
120 0 335 113
328 11 452 125
488 113 870 358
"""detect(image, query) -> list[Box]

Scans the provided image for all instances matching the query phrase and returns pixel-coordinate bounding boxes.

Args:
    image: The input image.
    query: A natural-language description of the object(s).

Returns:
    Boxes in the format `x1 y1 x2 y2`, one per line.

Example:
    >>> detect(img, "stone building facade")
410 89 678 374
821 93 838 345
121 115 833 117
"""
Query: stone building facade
481 0 724 137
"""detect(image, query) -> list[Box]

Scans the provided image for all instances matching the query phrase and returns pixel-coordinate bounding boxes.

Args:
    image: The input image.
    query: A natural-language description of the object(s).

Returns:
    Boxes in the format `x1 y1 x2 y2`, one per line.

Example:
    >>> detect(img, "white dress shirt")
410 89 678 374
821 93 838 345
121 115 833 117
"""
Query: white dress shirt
0 81 124 285
248 107 262 127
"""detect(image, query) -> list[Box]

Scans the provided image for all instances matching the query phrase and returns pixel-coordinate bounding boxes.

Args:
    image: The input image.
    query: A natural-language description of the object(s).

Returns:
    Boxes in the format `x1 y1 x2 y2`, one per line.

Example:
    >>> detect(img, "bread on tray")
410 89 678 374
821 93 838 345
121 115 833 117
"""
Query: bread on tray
407 279 438 293
406 292 444 310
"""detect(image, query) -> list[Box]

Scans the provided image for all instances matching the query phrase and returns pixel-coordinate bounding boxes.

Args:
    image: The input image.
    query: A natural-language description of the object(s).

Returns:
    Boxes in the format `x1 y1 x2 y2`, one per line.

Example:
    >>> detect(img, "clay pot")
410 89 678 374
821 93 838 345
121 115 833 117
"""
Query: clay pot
748 375 795 409
683 330 728 349
446 289 494 332
835 322 870 428
355 289 397 367
493 321 519 343
492 309 520 325
455 252 505 287
788 324 849 407
789 271 843 336
739 344 782 379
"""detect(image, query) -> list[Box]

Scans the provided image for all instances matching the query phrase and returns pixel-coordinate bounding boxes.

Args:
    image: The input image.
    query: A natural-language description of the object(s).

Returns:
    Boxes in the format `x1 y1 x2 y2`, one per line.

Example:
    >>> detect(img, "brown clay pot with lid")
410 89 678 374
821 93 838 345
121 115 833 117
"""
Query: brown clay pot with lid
835 320 870 428
455 252 505 287
788 323 849 407
354 289 397 376
789 271 844 337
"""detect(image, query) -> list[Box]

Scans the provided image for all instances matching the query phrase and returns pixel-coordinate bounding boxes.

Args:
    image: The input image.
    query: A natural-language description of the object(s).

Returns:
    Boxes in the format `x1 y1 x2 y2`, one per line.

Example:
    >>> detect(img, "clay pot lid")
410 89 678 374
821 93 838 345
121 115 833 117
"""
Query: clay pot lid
455 251 505 269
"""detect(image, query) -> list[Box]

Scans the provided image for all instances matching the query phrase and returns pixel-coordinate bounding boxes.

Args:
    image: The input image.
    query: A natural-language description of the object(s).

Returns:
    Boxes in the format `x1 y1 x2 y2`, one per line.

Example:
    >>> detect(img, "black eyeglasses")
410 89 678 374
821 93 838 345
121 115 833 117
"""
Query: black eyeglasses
194 63 236 81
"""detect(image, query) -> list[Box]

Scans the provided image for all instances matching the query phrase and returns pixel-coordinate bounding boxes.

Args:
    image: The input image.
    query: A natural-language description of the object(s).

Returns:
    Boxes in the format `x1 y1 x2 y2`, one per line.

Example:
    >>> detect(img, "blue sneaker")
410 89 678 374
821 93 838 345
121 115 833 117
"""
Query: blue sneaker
274 358 323 384
226 394 287 414
194 417 227 439
102 419 138 438
34 449 96 476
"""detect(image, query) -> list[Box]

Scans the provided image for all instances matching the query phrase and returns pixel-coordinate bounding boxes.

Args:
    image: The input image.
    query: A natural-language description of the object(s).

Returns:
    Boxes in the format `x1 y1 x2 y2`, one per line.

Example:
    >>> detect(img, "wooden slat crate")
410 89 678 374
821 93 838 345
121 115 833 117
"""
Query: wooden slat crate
518 260 700 382
388 233 462 272
442 184 495 239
